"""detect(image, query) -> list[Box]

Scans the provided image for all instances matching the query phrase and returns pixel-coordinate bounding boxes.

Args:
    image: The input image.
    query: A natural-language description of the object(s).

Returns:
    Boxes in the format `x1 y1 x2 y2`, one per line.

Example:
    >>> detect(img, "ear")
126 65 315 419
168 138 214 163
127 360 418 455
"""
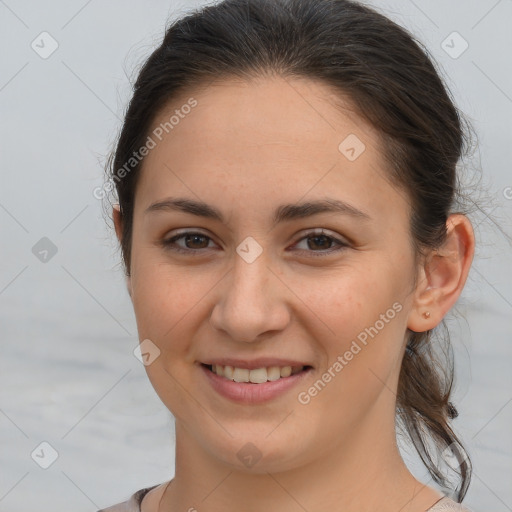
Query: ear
407 214 475 332
113 203 123 242
112 204 132 298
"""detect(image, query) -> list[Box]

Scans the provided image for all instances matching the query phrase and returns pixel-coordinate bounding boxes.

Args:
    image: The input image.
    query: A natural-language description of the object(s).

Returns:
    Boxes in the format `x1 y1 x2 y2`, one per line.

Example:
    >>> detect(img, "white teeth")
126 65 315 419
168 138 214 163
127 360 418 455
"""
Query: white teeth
209 364 305 383
249 368 268 384
267 366 281 381
280 366 292 378
233 368 249 382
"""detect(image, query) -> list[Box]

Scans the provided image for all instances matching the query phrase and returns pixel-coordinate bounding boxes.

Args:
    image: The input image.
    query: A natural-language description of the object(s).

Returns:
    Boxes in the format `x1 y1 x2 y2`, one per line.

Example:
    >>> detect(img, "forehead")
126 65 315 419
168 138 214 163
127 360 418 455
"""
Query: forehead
134 76 409 225
151 75 378 154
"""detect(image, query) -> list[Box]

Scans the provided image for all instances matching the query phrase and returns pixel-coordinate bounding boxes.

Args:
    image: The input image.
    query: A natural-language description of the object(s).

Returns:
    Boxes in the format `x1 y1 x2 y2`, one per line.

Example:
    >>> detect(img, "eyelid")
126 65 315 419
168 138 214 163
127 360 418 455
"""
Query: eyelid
291 228 349 256
293 227 347 243
161 229 217 251
160 227 350 257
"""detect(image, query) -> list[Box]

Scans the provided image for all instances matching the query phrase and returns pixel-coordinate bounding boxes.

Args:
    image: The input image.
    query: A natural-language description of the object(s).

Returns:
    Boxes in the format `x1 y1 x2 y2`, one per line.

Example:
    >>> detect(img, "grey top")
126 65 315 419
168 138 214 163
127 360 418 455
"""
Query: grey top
97 485 474 512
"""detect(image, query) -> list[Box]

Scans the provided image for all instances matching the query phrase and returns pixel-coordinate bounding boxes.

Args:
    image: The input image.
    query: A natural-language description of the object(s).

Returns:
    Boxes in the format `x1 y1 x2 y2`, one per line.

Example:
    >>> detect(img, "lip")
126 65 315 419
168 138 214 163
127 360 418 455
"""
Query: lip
200 358 313 370
199 363 313 404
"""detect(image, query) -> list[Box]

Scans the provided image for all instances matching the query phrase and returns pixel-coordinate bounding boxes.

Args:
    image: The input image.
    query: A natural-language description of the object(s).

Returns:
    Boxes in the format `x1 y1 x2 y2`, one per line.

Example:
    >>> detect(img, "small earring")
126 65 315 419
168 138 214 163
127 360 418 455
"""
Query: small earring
423 311 431 319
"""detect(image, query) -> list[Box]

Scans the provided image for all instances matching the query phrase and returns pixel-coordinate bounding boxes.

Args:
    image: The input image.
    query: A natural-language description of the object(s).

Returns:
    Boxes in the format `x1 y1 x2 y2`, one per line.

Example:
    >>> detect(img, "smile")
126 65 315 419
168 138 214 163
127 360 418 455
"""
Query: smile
205 363 308 383
200 363 313 404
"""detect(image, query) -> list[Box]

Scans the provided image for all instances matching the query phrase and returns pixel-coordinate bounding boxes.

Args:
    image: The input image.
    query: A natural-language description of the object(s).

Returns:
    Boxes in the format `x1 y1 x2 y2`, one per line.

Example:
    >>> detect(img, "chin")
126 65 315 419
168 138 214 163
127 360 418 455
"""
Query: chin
199 428 309 474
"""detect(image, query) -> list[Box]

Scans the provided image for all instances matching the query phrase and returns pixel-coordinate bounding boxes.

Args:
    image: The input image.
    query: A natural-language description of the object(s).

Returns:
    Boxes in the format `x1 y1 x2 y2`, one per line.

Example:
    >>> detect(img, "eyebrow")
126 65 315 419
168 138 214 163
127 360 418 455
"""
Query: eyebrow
144 197 372 226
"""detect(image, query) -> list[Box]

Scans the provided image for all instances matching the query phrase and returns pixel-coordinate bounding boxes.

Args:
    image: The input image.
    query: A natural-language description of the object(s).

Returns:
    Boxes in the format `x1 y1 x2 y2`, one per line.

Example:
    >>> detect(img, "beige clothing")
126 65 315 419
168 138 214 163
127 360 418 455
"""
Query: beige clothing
97 485 474 512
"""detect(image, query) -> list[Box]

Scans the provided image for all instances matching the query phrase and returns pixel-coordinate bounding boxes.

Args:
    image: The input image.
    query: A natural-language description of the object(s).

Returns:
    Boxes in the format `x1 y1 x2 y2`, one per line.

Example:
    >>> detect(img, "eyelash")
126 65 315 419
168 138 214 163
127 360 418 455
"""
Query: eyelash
160 229 349 258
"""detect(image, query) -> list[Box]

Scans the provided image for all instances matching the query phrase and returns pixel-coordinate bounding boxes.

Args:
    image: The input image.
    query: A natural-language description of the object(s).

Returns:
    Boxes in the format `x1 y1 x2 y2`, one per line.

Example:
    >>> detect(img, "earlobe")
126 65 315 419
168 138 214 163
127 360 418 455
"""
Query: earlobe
407 261 438 333
407 214 475 333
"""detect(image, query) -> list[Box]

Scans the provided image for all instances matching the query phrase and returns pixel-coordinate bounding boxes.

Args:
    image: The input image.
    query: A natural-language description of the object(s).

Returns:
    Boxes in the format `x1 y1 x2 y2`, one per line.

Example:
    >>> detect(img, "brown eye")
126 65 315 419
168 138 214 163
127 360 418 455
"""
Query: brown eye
161 229 349 257
292 229 349 257
162 232 215 254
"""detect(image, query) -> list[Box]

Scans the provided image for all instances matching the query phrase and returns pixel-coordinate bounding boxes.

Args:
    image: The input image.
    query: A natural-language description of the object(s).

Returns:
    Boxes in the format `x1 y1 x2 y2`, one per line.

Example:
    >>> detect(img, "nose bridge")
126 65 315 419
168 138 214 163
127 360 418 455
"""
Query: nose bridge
232 247 270 298
229 231 273 303
210 244 289 342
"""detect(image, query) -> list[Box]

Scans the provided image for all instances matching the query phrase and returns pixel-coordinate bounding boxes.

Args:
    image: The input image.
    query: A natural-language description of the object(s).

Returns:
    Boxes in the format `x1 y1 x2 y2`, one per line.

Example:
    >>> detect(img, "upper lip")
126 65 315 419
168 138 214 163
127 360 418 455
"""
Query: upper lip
199 358 313 370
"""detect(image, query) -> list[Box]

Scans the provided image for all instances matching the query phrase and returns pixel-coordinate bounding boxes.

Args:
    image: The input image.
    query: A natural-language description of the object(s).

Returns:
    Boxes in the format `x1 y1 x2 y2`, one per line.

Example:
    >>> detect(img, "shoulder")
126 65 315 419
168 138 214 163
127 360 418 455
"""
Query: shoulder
428 497 474 511
97 485 159 512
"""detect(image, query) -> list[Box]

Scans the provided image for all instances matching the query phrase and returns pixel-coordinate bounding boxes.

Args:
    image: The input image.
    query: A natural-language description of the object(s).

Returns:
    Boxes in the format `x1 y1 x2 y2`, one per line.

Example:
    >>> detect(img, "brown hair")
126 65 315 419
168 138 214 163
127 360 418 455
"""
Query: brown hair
105 0 477 500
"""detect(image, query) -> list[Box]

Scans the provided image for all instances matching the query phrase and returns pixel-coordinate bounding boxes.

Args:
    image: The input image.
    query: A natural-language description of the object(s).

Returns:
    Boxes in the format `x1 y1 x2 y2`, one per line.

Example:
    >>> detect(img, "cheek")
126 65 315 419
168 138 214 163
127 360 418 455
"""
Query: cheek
292 264 399 341
130 256 215 348
296 262 409 391
295 300 407 437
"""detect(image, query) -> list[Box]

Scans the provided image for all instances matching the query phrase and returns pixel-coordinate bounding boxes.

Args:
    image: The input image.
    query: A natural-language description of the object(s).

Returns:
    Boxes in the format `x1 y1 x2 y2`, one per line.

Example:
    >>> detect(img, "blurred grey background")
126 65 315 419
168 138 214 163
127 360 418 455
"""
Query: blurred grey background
0 1 511 511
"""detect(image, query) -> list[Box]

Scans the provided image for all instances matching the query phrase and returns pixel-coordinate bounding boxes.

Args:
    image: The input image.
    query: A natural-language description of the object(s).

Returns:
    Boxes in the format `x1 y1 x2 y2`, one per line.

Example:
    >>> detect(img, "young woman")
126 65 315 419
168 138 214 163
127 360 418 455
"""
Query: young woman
98 0 477 510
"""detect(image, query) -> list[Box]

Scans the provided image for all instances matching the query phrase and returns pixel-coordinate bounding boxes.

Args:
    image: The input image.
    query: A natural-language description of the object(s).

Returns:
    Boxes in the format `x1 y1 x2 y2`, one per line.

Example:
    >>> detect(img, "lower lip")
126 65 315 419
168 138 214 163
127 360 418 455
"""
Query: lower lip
200 364 313 405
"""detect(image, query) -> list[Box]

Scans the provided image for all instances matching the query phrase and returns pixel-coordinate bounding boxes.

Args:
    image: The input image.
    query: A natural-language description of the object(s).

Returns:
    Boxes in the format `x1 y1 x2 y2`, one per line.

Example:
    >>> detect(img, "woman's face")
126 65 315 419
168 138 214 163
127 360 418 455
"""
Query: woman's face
123 76 422 472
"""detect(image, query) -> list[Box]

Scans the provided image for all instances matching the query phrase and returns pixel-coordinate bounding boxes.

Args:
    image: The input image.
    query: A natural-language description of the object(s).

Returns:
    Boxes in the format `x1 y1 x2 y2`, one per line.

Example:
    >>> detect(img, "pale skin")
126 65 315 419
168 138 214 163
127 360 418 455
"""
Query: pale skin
112 75 475 512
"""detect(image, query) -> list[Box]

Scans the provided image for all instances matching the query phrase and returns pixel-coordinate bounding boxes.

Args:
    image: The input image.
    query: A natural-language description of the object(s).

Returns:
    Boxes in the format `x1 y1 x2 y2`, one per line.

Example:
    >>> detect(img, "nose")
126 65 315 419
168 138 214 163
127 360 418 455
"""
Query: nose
209 253 291 343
